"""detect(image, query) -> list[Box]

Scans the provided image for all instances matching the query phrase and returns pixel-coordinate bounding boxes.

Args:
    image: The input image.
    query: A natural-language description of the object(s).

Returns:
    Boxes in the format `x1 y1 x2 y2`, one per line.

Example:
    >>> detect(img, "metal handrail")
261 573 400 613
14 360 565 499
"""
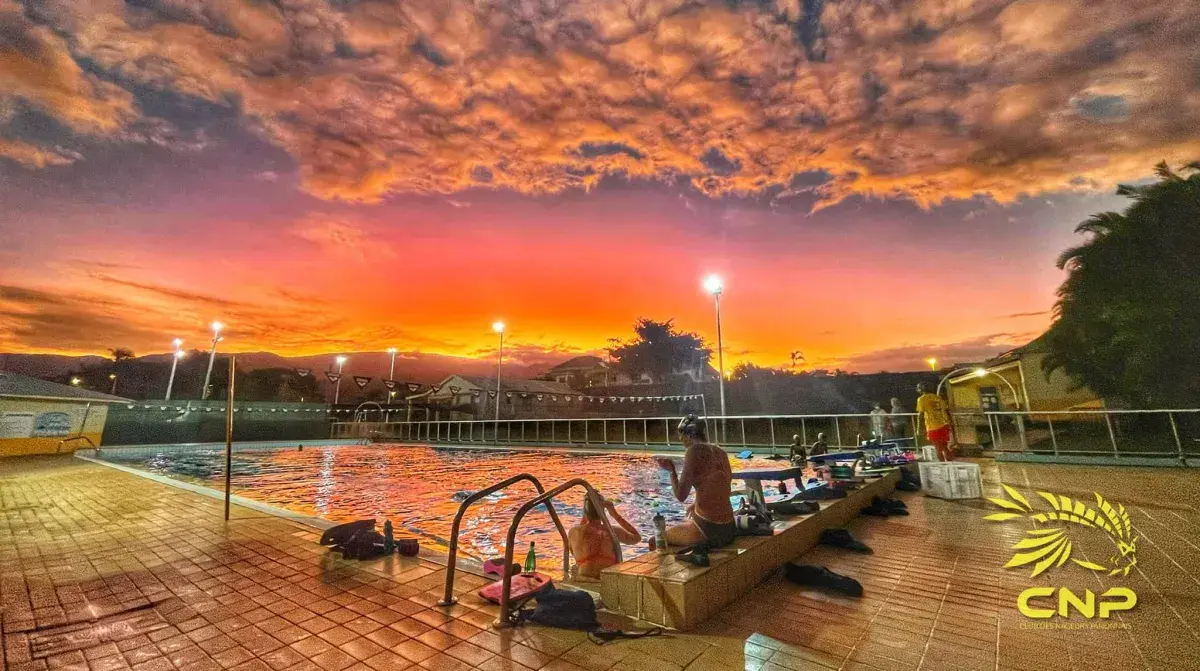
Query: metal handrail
438 473 572 607
57 435 98 453
352 402 384 422
494 478 619 628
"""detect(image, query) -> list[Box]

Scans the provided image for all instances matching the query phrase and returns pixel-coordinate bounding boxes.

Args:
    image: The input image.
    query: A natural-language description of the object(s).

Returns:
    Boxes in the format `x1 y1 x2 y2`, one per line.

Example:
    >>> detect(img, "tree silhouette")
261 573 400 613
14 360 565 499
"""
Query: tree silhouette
609 318 711 383
1043 161 1200 407
108 347 135 362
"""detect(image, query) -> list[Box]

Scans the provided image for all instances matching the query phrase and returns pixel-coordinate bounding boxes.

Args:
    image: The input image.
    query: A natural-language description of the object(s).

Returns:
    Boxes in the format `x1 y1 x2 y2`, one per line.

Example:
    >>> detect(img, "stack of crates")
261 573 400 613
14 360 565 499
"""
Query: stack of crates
918 462 982 500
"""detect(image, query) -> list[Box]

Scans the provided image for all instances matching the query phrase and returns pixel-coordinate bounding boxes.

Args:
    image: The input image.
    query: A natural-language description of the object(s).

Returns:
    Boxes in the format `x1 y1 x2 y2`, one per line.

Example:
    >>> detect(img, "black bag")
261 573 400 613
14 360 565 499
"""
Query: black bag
522 586 598 630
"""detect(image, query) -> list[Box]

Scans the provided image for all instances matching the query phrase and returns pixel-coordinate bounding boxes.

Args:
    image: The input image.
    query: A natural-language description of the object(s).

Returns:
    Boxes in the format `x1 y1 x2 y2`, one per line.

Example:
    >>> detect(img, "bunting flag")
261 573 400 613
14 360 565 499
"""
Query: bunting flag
449 385 461 394
550 395 556 401
383 379 397 390
564 396 571 402
407 382 421 392
505 392 514 399
487 390 498 398
325 372 342 383
295 368 311 377
430 384 441 393
599 398 605 403
353 375 372 389
609 396 617 402
520 393 529 399
471 389 482 398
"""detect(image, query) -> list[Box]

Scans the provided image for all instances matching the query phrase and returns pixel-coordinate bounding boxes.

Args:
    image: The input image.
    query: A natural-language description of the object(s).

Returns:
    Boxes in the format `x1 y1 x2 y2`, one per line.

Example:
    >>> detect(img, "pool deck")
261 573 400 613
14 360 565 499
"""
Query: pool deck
2 456 1199 671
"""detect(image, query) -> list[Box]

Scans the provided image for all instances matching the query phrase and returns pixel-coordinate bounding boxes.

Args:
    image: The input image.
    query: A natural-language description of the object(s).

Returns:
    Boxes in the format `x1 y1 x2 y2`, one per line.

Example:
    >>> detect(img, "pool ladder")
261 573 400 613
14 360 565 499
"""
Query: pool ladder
438 474 619 628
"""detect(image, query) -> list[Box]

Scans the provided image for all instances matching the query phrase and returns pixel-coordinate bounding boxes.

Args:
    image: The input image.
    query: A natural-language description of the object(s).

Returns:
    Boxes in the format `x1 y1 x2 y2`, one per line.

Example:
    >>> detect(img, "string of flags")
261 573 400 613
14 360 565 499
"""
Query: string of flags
117 393 705 414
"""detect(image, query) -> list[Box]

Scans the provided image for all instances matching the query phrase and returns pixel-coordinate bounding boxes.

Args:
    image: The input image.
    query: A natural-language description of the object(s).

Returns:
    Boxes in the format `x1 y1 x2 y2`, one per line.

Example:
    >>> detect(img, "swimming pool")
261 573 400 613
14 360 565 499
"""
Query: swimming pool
95 443 790 566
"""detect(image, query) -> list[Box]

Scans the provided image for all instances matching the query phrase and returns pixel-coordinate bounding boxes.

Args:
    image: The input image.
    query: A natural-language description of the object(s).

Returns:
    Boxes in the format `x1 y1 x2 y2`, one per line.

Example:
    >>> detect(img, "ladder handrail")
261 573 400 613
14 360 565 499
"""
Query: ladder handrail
57 435 98 453
494 478 620 627
439 473 571 606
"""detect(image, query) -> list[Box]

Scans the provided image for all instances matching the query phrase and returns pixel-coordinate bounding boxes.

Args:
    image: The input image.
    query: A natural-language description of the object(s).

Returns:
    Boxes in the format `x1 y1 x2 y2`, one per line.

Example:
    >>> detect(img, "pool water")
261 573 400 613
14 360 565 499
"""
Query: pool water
99 444 796 566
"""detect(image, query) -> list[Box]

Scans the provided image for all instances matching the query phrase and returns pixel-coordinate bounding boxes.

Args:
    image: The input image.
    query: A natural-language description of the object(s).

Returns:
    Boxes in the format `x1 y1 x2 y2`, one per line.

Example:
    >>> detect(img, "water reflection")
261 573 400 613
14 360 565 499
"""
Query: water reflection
105 444 784 565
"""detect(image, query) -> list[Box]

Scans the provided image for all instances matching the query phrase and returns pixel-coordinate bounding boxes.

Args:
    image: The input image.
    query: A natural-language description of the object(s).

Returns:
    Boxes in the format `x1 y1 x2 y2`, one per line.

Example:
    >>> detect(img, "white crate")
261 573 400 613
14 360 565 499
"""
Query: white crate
918 462 982 500
917 445 939 462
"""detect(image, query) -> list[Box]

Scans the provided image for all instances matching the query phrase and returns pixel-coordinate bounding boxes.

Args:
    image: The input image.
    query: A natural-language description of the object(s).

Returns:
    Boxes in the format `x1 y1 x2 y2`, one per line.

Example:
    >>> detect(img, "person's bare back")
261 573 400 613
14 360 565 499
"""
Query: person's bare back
686 442 734 524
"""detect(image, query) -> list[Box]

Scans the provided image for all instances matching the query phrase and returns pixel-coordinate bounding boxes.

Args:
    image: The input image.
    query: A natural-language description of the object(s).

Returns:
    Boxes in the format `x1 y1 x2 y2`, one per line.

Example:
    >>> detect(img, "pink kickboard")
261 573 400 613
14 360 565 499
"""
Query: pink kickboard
478 572 551 604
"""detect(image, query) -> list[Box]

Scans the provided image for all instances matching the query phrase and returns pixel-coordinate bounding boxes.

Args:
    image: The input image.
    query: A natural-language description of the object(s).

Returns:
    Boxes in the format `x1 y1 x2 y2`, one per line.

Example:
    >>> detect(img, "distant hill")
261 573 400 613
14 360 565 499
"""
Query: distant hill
0 350 569 386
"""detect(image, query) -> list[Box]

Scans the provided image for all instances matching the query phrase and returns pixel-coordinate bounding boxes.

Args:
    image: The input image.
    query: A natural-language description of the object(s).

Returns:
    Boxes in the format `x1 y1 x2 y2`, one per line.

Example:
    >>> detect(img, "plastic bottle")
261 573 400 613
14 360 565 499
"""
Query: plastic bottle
523 542 537 573
653 512 667 553
382 521 394 553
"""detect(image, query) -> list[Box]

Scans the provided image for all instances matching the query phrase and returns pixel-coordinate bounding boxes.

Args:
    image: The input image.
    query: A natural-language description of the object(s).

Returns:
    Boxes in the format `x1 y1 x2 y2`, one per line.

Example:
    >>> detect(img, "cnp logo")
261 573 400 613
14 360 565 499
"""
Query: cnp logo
1017 587 1136 619
987 485 1138 619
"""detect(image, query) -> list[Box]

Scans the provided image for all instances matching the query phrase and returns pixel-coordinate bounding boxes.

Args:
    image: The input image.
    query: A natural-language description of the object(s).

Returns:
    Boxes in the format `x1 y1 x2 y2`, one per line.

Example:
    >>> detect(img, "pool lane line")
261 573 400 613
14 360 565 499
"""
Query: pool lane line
73 452 493 577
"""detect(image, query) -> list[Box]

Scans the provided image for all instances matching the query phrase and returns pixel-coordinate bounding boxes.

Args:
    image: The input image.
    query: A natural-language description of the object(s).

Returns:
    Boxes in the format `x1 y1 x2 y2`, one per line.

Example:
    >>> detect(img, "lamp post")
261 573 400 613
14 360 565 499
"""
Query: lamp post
108 373 118 395
165 339 184 400
201 321 223 400
333 355 347 404
937 367 1022 409
70 377 81 386
927 357 938 371
492 322 505 421
386 347 397 403
703 275 726 438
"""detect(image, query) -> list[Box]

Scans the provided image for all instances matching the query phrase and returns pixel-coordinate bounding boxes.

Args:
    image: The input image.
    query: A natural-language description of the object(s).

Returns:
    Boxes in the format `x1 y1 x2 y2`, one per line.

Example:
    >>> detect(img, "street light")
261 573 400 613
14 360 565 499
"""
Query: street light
937 367 1022 409
703 275 726 437
109 373 118 395
386 347 397 402
70 377 81 386
927 357 938 371
165 338 185 401
333 355 348 404
492 322 505 422
201 321 223 400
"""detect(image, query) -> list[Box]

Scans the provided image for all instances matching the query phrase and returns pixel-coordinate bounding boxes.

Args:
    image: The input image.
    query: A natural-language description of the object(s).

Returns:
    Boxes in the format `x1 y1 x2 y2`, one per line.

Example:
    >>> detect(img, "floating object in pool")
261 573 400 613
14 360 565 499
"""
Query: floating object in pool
397 538 420 557
478 572 552 604
451 490 474 502
737 450 754 459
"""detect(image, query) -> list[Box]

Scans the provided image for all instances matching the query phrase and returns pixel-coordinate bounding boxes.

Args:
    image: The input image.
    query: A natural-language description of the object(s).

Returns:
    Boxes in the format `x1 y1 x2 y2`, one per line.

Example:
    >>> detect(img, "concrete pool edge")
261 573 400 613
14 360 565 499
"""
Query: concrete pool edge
72 452 487 577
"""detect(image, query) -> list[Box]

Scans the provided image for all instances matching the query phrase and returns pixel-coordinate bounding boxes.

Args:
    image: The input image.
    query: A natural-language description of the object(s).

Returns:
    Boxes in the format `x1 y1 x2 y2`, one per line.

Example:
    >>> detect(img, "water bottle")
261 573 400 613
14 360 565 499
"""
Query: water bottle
653 513 667 553
382 521 394 553
523 542 537 573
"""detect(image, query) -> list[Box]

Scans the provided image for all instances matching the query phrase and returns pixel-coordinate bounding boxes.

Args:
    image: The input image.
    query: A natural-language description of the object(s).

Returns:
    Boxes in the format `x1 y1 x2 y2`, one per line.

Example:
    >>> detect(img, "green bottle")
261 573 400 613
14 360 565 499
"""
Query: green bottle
523 542 537 573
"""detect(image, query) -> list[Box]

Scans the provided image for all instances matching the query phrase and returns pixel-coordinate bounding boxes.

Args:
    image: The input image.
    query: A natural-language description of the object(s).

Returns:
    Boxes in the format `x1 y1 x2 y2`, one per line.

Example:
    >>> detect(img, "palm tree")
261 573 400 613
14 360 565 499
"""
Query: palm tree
1043 161 1200 407
108 347 135 362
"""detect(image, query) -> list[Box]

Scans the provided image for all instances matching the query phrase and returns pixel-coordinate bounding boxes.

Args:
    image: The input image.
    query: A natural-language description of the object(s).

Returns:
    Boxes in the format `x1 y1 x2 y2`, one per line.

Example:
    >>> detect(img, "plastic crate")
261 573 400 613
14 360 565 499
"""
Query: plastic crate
917 445 939 462
918 462 982 500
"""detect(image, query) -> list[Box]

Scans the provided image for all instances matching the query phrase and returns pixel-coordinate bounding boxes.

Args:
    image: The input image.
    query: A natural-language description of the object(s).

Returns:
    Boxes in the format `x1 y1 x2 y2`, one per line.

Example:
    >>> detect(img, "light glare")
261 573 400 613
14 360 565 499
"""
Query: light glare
493 321 505 333
702 274 724 295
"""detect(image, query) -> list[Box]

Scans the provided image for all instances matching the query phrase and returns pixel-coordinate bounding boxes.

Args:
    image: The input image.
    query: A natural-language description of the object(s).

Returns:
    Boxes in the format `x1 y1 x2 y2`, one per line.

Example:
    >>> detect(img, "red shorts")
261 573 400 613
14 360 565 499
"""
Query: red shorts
927 424 951 448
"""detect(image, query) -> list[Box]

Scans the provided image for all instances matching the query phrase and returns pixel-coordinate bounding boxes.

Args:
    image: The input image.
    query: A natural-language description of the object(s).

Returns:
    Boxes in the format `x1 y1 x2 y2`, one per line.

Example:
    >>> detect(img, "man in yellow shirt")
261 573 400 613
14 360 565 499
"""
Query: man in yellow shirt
915 384 953 460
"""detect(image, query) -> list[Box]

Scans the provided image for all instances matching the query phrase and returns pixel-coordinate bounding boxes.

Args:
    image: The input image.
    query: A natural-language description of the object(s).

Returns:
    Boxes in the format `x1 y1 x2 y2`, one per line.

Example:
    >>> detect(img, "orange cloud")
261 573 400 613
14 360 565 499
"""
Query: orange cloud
4 0 1199 208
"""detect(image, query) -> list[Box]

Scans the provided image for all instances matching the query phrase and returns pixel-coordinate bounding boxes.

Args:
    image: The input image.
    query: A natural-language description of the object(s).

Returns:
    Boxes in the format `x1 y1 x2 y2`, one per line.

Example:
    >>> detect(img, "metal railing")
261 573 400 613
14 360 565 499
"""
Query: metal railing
332 412 921 451
956 408 1200 462
438 473 571 607
494 478 619 627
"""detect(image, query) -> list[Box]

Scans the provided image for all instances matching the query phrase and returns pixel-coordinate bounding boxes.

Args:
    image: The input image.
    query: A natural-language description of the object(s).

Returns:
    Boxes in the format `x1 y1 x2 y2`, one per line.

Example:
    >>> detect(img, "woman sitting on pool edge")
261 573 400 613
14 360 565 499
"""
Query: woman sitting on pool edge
568 493 641 579
655 415 736 549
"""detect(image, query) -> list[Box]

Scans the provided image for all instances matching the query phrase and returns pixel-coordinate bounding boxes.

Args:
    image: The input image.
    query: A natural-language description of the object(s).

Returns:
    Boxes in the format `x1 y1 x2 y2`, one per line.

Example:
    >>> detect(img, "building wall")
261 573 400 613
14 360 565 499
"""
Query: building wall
1019 353 1102 411
0 398 110 457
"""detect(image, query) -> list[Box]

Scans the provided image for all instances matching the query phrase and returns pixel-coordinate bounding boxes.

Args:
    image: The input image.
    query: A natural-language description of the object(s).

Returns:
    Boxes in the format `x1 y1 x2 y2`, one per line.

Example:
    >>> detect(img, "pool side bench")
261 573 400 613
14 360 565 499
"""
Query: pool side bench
598 470 899 630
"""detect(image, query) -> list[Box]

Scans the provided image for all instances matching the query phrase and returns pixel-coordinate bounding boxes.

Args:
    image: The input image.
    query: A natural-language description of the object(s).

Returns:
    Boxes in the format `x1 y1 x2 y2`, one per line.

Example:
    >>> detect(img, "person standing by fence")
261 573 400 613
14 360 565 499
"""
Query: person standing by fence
915 384 953 460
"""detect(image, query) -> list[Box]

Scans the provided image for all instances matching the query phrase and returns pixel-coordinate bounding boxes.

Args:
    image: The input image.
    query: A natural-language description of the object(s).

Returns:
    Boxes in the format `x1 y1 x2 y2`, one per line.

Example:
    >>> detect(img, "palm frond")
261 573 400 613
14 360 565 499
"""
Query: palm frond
1153 160 1179 181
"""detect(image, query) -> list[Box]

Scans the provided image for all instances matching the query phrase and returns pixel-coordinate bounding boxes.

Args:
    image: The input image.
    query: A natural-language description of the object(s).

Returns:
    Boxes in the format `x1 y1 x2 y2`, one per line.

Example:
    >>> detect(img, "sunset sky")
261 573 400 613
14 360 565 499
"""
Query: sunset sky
2 0 1198 373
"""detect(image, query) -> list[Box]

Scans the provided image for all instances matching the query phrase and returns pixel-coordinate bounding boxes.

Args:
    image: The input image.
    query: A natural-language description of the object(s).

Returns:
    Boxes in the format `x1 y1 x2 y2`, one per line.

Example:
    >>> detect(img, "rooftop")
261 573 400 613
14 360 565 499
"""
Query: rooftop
0 371 130 403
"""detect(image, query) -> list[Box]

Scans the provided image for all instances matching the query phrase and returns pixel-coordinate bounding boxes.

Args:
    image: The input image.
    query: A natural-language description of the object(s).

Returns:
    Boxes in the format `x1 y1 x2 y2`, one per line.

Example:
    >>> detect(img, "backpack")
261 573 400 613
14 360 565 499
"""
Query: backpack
515 585 664 645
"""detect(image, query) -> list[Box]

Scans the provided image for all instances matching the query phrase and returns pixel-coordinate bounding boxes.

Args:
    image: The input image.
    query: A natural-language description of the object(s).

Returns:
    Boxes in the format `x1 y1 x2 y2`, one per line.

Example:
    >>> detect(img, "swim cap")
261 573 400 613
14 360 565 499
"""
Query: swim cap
677 414 707 439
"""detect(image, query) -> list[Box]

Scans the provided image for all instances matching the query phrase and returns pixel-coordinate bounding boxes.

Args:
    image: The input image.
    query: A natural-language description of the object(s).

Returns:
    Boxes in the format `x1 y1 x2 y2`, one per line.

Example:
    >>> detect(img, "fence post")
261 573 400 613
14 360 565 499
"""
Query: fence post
585 420 589 445
643 420 648 446
834 417 842 448
769 418 776 451
1047 418 1058 457
622 419 627 445
568 421 572 444
602 419 607 445
507 422 512 443
740 419 746 448
664 418 670 448
1169 412 1183 462
536 421 540 444
801 418 807 445
1104 413 1119 456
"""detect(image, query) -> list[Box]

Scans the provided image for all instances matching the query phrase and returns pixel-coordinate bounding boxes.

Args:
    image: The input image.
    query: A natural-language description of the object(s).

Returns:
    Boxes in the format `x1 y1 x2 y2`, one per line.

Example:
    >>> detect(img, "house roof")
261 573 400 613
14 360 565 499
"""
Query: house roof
0 372 130 403
447 375 575 395
984 332 1052 366
544 355 605 374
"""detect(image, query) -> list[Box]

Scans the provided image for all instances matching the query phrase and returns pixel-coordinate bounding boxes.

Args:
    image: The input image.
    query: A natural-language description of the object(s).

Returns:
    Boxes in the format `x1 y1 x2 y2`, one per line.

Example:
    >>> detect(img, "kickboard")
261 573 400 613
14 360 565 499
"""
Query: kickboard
736 449 754 459
478 572 552 604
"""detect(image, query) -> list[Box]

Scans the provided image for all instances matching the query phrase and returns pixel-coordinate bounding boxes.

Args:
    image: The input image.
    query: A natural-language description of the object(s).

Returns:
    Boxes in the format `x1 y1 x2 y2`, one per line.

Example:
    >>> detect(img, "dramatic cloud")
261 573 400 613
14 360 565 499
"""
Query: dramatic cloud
831 333 1036 373
2 0 1198 205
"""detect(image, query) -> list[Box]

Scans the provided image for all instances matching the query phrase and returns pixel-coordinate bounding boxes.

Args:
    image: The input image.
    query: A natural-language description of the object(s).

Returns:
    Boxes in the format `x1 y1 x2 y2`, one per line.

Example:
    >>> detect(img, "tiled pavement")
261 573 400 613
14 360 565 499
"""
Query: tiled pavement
2 456 1198 671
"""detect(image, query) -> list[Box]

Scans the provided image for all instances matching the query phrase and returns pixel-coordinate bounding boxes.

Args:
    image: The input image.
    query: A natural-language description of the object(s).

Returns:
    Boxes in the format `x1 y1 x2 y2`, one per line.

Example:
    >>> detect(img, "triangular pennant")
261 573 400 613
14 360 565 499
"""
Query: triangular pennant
325 372 341 383
353 375 372 389
449 386 461 394
383 379 397 390
407 382 421 392
295 368 311 377
487 390 498 398
550 395 556 401
430 384 441 393
471 389 481 398
505 392 513 399
536 394 544 401
564 395 572 402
